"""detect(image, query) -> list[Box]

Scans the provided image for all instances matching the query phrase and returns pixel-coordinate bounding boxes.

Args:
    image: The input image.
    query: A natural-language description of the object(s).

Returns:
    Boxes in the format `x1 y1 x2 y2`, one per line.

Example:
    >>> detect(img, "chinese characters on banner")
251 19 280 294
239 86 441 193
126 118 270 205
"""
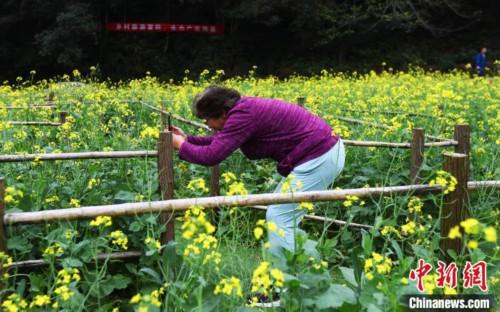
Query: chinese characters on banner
409 259 488 292
105 23 224 34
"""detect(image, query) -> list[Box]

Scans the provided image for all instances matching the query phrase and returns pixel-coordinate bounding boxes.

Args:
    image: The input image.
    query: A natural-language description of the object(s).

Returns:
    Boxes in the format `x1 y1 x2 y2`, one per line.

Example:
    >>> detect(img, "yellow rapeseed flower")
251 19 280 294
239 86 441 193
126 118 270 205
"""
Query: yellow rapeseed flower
267 222 277 232
254 227 264 240
214 277 243 297
43 243 64 257
448 226 462 239
69 198 80 208
30 295 51 308
483 226 497 242
109 230 129 250
145 237 161 251
187 178 209 193
460 218 480 234
89 216 112 227
1 293 28 312
444 287 457 295
221 172 237 183
401 221 416 235
270 268 285 287
467 240 478 249
140 126 159 139
227 181 248 196
298 202 314 212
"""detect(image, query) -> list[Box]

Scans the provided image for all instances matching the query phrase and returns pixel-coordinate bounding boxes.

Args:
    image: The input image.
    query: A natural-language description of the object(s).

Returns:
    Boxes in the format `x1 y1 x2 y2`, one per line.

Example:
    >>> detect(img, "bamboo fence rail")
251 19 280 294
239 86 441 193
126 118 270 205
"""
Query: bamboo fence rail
467 180 500 191
342 140 457 148
332 115 452 143
250 205 373 229
2 105 56 110
0 151 157 163
7 121 61 126
4 111 68 126
4 180 499 226
2 184 445 224
8 251 142 270
339 108 436 118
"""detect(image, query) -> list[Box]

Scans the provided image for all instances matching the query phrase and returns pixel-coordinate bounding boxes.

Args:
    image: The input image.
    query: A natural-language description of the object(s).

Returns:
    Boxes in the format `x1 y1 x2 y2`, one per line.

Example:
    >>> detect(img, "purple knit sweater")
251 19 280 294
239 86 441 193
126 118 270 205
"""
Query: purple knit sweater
179 96 339 176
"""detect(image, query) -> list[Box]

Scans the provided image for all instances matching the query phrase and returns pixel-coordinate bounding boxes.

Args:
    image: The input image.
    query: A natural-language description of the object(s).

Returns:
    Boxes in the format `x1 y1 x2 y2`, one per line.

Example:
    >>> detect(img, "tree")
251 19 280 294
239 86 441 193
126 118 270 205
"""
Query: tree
35 1 99 68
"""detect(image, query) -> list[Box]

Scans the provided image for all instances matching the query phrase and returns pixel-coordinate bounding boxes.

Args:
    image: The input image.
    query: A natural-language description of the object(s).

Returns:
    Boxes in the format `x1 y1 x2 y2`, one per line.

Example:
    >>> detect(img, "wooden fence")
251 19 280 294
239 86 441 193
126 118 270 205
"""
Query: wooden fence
0 100 497 270
1 157 499 268
4 111 68 126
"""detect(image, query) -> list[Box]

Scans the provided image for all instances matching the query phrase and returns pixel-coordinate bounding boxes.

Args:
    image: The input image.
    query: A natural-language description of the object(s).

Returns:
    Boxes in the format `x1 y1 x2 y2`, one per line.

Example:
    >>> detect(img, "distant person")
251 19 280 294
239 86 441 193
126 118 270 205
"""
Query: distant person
473 47 487 76
170 86 345 256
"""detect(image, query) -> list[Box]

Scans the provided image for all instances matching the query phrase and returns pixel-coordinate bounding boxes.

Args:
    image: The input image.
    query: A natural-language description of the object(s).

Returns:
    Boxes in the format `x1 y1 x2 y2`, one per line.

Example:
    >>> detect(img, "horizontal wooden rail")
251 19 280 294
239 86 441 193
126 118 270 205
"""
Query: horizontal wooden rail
0 151 157 163
8 251 141 270
425 140 459 147
467 180 500 191
1 105 56 110
4 181 497 225
343 140 411 148
333 115 453 143
3 184 447 224
0 139 459 164
7 121 61 126
343 140 457 148
340 108 435 118
250 205 372 229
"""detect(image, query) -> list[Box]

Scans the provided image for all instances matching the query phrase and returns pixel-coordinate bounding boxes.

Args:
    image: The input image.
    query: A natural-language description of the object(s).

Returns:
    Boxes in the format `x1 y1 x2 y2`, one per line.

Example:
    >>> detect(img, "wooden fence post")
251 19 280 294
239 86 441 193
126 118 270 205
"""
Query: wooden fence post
454 124 470 155
440 153 469 259
160 101 167 130
297 97 306 107
0 177 6 253
59 111 68 124
210 164 221 225
210 166 220 197
410 128 425 183
209 128 221 225
158 131 175 244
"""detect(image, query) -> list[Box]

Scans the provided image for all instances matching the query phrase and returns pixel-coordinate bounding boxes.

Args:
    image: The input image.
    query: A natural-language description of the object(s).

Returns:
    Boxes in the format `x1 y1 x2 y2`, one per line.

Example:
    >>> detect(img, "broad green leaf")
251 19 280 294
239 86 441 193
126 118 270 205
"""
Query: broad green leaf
129 221 143 232
314 283 356 309
340 267 358 287
113 190 136 203
362 231 372 254
8 237 32 251
139 267 162 284
100 274 131 296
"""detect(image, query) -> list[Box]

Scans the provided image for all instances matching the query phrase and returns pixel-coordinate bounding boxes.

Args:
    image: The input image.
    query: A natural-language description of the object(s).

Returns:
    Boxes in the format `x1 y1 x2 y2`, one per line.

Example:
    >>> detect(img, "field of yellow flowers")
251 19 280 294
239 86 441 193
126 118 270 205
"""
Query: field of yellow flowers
0 68 498 311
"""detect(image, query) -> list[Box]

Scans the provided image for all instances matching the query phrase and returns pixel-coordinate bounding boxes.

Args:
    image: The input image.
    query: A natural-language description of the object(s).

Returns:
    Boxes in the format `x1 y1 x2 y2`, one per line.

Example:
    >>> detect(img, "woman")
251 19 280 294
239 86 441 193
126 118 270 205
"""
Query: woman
172 86 345 256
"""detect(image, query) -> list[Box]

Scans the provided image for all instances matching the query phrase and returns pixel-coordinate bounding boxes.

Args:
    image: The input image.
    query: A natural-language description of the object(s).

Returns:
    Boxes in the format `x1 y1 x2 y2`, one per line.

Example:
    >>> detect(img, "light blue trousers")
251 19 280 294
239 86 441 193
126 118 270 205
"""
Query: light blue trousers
267 140 345 255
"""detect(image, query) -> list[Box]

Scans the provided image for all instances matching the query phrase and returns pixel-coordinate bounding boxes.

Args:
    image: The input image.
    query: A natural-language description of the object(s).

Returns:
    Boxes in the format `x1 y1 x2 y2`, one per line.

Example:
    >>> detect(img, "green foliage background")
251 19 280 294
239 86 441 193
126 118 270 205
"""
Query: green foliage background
0 0 498 81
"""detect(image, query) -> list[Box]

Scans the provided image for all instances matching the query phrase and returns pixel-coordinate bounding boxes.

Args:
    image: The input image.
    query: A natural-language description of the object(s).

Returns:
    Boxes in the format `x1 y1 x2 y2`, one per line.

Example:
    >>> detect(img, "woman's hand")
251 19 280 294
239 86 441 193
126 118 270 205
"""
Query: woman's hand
170 126 187 139
172 133 186 150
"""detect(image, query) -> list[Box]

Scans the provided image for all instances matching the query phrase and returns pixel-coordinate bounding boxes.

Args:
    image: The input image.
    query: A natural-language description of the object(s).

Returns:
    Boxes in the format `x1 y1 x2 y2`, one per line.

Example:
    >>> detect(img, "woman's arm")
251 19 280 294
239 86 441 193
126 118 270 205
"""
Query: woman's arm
178 107 256 166
187 134 214 145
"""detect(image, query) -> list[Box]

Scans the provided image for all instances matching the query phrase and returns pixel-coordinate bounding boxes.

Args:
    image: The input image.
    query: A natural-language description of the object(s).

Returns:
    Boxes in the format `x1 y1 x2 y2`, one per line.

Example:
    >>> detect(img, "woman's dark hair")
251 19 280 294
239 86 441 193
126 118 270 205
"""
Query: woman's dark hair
192 86 241 119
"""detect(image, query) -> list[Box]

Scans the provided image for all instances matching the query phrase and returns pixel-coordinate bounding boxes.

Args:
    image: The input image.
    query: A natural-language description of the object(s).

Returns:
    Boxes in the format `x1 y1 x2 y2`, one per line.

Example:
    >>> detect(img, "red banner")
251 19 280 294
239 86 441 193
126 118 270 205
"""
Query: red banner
105 22 224 34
